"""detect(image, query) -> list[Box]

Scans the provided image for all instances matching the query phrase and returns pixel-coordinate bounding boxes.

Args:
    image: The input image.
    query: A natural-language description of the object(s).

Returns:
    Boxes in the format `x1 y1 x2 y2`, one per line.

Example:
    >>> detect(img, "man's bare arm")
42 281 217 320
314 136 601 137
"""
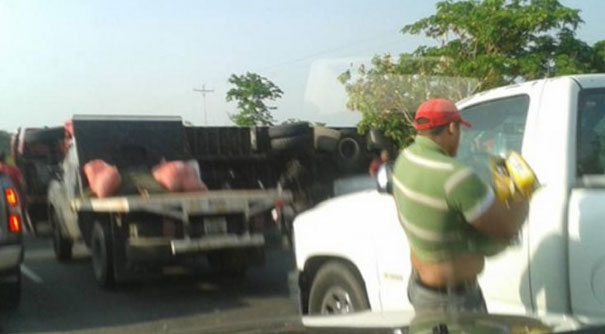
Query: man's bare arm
470 199 529 240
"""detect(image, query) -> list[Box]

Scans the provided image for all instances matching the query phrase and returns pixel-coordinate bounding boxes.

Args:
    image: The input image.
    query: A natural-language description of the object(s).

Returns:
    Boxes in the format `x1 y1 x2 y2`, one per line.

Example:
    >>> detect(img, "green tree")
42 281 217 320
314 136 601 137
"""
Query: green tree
226 72 283 126
0 130 11 156
339 58 478 147
341 0 605 148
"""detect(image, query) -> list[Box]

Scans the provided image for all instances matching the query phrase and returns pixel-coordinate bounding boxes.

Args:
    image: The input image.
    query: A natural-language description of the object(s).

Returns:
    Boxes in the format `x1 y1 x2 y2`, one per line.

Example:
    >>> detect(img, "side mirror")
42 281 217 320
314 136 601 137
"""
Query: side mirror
377 162 394 194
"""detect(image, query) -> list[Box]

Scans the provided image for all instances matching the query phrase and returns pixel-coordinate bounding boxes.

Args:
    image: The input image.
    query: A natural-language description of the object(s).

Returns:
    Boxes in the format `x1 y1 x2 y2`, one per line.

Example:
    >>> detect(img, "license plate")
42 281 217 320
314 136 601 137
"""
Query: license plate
204 217 228 235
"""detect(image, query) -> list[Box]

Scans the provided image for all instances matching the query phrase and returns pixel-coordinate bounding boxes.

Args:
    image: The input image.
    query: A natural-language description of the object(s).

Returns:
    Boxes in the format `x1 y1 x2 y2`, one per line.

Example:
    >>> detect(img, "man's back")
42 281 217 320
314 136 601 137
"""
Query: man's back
393 136 494 264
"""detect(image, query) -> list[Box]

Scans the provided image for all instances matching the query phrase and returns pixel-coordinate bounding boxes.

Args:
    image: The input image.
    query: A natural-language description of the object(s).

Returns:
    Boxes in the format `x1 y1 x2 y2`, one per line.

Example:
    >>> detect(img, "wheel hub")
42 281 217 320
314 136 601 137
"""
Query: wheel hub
320 286 354 315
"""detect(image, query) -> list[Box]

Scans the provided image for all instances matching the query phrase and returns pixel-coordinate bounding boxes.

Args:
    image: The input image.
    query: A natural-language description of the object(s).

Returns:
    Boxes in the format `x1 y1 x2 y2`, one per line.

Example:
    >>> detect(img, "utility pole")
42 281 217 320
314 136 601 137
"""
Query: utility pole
193 84 214 125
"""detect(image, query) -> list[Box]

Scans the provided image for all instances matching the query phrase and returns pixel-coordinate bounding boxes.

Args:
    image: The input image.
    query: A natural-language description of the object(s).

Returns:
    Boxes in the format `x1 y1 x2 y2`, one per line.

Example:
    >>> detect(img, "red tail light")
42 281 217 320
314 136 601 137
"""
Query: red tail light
8 214 21 233
5 188 18 207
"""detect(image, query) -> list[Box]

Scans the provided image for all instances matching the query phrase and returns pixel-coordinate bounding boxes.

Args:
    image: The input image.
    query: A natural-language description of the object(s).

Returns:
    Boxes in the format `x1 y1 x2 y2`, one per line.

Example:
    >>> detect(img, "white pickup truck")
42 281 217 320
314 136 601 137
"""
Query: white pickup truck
293 74 605 323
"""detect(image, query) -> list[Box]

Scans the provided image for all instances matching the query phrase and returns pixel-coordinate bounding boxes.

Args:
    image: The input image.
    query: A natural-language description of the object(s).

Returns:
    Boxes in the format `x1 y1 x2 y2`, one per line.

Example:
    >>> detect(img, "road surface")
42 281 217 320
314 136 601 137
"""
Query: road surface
1 235 302 334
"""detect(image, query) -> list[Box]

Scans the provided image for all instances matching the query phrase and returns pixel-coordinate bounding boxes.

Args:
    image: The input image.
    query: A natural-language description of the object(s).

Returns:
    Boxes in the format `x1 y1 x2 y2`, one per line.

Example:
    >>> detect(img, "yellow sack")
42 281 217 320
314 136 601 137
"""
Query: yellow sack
490 151 539 203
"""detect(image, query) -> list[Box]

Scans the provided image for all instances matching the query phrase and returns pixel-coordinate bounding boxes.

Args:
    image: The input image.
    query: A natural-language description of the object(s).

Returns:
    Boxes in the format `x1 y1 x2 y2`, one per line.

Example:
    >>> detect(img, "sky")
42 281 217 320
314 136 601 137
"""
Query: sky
1 0 604 132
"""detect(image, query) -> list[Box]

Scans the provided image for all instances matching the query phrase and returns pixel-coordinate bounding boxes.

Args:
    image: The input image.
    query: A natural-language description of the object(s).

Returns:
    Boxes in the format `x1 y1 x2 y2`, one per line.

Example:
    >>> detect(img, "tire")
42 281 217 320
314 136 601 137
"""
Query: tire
336 137 363 173
91 222 115 288
51 210 73 262
0 270 21 310
366 129 393 151
268 123 311 139
207 251 247 278
308 261 369 315
314 127 341 153
271 135 313 152
23 127 64 144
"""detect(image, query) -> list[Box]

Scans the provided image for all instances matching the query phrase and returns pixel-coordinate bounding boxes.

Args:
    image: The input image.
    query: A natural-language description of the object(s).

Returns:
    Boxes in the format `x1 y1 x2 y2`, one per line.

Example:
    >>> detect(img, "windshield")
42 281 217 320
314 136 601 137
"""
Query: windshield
2 1 605 333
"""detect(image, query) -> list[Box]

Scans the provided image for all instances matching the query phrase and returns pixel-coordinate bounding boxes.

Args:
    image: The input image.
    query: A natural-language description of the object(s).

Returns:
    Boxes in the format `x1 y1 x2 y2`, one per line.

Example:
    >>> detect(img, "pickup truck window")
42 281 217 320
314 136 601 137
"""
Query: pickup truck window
577 89 605 176
457 95 531 182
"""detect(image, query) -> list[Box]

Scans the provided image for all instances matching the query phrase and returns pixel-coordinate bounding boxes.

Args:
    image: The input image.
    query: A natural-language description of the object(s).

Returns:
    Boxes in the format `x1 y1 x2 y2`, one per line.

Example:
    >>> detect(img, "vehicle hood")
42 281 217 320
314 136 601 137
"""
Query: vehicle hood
295 190 394 225
303 310 590 333
176 311 594 333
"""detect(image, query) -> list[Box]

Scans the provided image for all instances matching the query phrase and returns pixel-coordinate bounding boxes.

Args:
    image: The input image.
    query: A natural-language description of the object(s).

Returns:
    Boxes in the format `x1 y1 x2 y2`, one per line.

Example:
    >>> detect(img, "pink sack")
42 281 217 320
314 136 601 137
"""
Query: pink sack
83 160 121 198
152 160 207 192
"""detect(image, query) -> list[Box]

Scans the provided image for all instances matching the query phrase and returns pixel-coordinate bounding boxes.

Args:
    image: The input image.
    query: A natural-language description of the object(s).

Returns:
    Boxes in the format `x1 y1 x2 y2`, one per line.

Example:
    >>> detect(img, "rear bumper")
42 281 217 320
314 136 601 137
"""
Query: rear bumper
0 244 24 272
126 233 265 261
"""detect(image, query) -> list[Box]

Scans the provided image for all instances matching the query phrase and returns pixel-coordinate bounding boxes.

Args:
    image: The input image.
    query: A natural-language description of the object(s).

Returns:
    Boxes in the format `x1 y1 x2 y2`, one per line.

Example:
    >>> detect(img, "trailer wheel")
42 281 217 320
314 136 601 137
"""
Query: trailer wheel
366 129 393 151
50 209 73 262
314 127 341 153
23 127 64 144
336 136 364 173
271 135 313 152
268 122 311 139
91 221 115 288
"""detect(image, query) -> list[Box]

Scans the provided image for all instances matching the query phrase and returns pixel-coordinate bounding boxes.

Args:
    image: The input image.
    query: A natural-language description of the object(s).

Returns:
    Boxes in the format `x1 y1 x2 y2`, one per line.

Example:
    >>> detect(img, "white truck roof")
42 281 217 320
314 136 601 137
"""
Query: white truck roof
457 74 605 109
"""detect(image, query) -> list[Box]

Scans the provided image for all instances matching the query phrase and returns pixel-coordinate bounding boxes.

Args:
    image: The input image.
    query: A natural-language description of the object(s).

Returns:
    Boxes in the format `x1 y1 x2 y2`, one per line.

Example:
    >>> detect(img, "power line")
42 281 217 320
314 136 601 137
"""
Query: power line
193 84 214 125
256 26 403 73
262 37 407 79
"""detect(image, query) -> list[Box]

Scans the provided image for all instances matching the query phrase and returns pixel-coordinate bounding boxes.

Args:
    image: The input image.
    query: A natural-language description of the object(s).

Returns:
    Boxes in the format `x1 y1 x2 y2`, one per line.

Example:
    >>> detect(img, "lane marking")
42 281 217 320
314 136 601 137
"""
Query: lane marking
21 265 43 284
24 248 55 260
25 244 90 261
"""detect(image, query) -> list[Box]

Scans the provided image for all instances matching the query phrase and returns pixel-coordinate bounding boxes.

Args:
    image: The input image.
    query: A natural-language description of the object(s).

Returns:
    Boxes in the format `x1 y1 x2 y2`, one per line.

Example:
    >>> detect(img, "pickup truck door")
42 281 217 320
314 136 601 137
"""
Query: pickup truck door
568 87 605 318
373 193 412 311
568 190 605 317
458 92 538 314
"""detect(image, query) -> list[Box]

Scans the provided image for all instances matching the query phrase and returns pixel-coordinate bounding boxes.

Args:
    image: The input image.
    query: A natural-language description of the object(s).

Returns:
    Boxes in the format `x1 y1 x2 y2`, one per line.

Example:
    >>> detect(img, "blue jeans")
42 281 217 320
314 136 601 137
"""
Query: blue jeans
407 271 487 313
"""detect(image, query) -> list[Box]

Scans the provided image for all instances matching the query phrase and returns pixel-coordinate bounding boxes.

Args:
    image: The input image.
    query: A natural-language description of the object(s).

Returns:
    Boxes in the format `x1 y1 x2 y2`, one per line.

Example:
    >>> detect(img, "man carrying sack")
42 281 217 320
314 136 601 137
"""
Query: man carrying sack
392 98 532 313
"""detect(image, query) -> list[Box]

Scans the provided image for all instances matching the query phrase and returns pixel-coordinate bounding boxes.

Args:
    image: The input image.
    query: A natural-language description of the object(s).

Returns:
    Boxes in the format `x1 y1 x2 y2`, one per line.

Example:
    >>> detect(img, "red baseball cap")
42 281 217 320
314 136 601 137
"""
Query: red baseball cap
414 98 472 130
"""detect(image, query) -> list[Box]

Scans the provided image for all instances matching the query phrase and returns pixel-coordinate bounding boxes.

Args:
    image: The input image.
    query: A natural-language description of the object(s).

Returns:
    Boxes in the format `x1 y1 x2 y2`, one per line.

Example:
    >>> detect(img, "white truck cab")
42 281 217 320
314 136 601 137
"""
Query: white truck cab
293 74 605 323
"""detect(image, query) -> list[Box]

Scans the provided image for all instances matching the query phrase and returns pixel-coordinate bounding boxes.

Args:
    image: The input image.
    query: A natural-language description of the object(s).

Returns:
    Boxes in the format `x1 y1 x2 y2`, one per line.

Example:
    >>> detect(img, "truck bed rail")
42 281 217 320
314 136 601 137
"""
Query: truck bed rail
71 189 292 220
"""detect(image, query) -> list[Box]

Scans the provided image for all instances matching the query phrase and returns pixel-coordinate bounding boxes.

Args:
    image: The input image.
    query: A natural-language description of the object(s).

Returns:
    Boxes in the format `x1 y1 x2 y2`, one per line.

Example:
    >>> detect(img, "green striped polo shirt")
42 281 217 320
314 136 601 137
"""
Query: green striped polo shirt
393 135 496 262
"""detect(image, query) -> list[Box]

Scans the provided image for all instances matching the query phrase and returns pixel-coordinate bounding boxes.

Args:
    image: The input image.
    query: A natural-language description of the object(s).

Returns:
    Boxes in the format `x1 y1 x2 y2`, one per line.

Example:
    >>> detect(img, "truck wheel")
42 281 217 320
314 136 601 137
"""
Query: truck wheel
91 222 115 288
0 270 21 310
366 129 393 151
23 127 64 143
314 127 341 153
271 135 313 152
336 137 363 173
268 122 311 139
51 210 73 262
308 261 369 315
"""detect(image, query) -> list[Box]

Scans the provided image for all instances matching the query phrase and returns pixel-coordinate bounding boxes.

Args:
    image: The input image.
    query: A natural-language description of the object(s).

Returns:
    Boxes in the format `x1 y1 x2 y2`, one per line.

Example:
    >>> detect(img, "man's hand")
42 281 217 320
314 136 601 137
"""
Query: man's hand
471 198 529 240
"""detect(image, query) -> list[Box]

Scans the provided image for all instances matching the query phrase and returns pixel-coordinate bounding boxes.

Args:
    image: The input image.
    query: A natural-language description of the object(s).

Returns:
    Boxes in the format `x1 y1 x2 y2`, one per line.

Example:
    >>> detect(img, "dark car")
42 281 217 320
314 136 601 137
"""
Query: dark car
11 126 65 234
0 173 24 309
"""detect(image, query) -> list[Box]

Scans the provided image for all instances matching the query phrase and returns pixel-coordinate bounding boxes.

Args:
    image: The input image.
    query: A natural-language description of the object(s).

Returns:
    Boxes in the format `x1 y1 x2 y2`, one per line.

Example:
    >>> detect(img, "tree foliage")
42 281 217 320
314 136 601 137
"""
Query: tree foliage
339 56 478 147
226 72 283 127
340 0 605 148
0 130 11 156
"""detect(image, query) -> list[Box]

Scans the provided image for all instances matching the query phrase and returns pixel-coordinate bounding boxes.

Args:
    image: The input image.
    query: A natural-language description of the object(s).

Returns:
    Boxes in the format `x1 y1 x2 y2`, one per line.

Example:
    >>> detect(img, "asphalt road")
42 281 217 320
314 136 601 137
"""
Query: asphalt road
0 235 302 334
